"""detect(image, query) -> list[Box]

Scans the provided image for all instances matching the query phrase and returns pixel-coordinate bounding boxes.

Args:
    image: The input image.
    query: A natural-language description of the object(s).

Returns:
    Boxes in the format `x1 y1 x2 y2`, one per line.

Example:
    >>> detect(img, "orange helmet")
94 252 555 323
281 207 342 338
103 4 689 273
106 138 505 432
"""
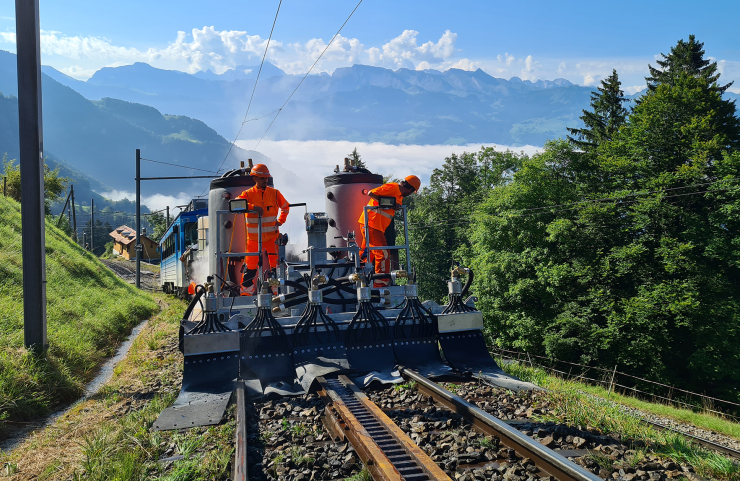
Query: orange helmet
404 175 421 192
250 163 271 177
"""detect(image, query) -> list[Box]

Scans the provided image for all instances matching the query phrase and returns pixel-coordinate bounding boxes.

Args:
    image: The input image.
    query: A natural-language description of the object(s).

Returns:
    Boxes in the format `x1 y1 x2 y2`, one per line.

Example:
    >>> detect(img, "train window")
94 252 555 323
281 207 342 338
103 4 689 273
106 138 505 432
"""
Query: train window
184 222 198 246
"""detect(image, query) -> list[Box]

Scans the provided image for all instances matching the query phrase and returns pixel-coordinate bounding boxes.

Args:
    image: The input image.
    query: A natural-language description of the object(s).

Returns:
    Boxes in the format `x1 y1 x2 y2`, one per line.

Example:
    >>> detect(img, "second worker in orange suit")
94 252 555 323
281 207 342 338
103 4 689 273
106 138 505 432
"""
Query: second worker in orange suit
358 175 420 287
236 163 290 295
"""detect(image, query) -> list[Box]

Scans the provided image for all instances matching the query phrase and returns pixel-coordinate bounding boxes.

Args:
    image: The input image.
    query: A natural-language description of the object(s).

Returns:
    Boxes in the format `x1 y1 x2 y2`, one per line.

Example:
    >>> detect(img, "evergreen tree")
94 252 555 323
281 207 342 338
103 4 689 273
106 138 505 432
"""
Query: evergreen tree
347 147 366 169
646 35 733 93
567 70 628 151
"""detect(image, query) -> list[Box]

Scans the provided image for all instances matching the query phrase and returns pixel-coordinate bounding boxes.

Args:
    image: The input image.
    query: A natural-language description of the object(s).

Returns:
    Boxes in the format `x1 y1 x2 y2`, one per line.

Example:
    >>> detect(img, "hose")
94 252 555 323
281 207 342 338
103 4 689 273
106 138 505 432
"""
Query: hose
182 285 206 321
346 300 391 345
461 269 474 298
394 296 436 339
243 302 289 352
293 301 343 347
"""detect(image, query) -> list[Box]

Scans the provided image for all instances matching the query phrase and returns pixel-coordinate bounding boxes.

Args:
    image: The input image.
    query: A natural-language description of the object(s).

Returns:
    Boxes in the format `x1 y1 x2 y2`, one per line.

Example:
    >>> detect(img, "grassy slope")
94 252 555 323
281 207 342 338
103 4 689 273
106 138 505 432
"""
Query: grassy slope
0 195 158 422
0 295 236 481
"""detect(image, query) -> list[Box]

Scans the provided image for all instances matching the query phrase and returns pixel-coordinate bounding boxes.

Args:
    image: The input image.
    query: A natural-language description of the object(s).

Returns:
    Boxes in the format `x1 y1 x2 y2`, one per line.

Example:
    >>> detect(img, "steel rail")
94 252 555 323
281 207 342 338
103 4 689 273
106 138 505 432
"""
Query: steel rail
398 367 601 481
317 375 451 481
642 418 740 460
234 381 249 481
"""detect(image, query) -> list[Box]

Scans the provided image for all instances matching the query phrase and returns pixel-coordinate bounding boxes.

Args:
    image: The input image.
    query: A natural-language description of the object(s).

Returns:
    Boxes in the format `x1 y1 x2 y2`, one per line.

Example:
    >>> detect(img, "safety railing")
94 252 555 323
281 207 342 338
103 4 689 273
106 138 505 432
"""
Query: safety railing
362 204 411 274
214 209 262 300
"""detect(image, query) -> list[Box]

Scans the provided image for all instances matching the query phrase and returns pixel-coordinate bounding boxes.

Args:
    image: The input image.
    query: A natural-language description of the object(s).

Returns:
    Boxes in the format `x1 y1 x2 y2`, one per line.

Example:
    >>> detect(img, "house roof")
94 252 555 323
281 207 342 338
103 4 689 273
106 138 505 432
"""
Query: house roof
109 225 154 245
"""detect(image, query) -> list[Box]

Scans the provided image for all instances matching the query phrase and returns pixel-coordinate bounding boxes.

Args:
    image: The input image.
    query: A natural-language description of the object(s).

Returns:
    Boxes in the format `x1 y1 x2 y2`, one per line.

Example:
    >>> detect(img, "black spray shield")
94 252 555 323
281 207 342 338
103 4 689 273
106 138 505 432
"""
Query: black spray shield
393 336 456 379
240 330 301 398
438 330 537 391
154 331 240 430
293 331 352 391
346 331 400 387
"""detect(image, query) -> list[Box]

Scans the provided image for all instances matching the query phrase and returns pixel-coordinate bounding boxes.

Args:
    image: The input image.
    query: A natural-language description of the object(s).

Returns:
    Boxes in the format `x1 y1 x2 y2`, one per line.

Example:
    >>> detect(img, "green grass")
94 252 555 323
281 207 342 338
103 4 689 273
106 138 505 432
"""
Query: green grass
0 196 159 423
344 468 372 481
499 359 740 480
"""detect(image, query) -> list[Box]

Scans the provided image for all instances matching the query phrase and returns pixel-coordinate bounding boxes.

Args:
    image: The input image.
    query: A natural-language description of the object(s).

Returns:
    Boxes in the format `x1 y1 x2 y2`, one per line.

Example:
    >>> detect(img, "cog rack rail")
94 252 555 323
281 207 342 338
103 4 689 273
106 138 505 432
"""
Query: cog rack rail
317 375 451 481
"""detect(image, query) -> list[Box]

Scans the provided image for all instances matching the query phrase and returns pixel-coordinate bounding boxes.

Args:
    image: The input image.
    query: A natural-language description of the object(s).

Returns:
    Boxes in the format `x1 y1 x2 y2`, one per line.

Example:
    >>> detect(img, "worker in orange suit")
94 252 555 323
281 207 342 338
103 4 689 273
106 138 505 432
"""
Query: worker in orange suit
358 175 420 287
236 163 290 295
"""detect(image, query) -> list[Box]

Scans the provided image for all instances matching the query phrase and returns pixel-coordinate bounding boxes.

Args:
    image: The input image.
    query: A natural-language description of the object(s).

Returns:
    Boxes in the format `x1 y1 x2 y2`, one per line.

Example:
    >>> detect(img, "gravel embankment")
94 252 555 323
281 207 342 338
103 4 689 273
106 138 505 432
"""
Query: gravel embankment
369 382 707 481
247 394 366 481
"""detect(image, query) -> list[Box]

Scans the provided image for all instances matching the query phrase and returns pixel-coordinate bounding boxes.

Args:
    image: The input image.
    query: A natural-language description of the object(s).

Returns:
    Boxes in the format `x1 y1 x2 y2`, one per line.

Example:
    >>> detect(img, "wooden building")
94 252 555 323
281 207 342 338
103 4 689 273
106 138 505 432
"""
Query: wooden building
109 225 159 261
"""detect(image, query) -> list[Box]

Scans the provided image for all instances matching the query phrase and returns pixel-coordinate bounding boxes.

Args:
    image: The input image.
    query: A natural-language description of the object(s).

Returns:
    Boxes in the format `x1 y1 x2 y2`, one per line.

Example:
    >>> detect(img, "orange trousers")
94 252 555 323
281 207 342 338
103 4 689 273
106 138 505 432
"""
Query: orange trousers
358 225 390 287
244 239 278 270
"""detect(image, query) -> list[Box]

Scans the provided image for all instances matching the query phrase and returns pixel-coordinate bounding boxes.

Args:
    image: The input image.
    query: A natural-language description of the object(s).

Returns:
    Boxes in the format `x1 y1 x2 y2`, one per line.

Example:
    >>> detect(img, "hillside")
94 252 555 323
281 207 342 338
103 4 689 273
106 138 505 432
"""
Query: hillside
0 195 158 424
0 49 290 197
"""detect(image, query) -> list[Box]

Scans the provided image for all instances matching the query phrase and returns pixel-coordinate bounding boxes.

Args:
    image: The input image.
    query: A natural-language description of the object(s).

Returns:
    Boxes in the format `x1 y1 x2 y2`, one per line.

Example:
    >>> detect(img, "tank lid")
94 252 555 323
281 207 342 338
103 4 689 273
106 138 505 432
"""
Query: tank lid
209 175 273 190
324 172 383 187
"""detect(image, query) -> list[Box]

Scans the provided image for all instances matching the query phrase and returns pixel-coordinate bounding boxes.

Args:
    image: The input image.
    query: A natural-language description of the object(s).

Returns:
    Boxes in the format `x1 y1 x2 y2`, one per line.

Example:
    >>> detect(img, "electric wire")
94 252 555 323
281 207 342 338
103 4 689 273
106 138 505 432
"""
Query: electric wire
216 0 284 175
252 0 363 151
140 158 218 174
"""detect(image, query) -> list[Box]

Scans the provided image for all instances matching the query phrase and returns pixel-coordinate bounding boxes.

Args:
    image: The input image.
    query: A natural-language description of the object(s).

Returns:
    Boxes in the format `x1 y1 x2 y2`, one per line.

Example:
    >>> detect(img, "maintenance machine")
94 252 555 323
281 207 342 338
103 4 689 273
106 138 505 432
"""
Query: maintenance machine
153 162 534 432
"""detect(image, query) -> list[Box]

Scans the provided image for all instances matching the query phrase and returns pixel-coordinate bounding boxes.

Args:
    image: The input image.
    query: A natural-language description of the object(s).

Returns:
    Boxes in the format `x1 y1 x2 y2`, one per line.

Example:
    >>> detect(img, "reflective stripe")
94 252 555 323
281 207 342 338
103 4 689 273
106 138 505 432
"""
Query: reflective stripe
246 216 277 224
247 226 279 234
281 202 289 209
377 209 394 220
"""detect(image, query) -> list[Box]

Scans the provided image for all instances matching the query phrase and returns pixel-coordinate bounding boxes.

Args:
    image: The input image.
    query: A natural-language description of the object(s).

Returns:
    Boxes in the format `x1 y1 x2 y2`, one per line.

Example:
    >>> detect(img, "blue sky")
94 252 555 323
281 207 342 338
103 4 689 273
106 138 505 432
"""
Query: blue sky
1 0 739 93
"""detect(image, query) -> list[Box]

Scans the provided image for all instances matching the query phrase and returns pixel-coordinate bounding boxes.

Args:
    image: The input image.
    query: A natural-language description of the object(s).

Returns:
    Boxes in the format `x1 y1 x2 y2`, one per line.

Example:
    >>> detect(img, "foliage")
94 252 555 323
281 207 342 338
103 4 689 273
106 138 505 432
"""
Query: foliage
2 154 70 214
567 69 629 151
647 34 733 94
408 147 526 302
467 51 740 400
146 211 169 242
83 218 114 256
347 147 366 169
0 195 157 422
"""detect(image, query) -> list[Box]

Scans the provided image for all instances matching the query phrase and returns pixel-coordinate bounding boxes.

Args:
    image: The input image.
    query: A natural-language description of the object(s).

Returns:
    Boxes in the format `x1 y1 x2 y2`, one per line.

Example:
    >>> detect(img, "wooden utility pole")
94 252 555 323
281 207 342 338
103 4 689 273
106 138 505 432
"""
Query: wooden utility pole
16 0 47 350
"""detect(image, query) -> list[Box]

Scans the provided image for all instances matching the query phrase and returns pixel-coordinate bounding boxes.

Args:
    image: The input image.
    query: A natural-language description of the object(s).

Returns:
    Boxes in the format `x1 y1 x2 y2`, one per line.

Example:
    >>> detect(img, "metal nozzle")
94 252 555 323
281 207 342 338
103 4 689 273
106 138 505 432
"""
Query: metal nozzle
312 274 327 289
391 270 408 282
272 303 286 314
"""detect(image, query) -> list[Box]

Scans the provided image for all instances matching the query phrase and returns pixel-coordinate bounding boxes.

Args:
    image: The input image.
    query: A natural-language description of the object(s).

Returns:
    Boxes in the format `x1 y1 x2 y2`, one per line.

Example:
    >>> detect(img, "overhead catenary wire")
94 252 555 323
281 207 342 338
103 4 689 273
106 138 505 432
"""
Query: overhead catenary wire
140 157 218 174
252 0 364 151
216 0 284 175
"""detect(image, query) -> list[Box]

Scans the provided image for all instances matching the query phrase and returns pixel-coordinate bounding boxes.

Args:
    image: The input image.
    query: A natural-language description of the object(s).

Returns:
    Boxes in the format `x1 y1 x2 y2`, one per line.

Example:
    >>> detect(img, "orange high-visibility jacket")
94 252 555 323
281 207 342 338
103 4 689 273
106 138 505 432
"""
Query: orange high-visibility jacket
358 182 402 232
236 186 289 242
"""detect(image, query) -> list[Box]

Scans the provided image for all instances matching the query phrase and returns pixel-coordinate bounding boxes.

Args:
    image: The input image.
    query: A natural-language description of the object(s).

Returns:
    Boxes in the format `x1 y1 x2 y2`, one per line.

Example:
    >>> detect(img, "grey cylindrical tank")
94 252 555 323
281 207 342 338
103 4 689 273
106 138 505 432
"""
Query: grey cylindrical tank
207 174 273 284
324 172 383 257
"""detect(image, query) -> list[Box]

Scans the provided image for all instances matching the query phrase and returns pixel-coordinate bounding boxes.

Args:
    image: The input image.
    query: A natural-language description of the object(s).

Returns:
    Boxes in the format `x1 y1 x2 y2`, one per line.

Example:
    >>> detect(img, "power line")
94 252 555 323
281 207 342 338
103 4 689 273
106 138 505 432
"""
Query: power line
252 0 363 151
217 0 284 175
141 157 217 174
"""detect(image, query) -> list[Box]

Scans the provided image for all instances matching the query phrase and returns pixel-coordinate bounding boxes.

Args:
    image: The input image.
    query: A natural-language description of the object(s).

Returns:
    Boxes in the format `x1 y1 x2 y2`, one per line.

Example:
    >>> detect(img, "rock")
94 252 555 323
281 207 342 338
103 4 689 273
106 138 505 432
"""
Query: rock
598 469 611 479
643 462 661 471
539 436 555 447
573 437 587 448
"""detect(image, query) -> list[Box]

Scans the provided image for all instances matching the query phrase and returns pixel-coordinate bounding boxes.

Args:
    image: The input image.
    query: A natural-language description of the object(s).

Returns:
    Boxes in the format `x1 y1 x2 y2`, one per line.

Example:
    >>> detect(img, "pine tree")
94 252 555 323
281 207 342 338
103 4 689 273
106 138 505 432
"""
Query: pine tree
646 35 733 93
567 69 628 151
347 147 366 169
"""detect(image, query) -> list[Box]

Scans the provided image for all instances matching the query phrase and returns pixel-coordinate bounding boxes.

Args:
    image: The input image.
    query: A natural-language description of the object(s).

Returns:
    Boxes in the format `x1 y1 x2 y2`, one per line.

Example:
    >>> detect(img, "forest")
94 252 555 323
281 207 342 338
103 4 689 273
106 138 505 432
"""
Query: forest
407 36 740 402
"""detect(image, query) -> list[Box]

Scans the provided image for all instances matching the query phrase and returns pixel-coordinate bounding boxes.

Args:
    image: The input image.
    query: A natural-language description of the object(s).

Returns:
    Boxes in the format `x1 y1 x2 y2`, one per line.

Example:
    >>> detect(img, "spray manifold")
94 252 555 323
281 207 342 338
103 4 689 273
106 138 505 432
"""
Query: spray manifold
394 273 436 339
442 266 477 314
345 273 391 345
292 273 343 346
242 279 289 352
187 281 233 334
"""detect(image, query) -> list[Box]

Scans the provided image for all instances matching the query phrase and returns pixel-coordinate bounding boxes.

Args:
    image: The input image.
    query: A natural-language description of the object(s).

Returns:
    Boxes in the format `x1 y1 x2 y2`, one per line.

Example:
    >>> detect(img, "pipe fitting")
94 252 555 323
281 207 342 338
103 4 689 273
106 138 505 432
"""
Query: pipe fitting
404 284 419 298
357 287 372 302
257 293 272 308
391 270 408 281
308 290 323 304
448 280 462 295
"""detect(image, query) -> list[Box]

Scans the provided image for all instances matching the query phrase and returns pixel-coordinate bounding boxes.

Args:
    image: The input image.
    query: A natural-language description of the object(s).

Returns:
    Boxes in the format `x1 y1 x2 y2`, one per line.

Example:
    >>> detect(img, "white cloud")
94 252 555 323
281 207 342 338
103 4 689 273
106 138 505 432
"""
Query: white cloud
101 189 192 212
1 31 15 43
583 74 596 86
624 84 645 95
234 139 543 241
60 65 100 79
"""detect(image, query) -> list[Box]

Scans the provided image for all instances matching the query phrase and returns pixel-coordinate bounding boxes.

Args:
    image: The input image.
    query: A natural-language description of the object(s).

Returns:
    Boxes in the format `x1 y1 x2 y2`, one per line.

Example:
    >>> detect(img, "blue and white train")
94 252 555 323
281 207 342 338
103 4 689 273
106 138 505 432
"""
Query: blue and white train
159 198 208 297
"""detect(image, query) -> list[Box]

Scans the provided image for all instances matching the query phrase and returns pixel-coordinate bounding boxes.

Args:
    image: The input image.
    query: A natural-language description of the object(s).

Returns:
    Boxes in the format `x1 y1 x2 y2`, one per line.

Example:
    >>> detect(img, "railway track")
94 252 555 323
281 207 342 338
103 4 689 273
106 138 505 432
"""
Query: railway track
234 371 601 481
